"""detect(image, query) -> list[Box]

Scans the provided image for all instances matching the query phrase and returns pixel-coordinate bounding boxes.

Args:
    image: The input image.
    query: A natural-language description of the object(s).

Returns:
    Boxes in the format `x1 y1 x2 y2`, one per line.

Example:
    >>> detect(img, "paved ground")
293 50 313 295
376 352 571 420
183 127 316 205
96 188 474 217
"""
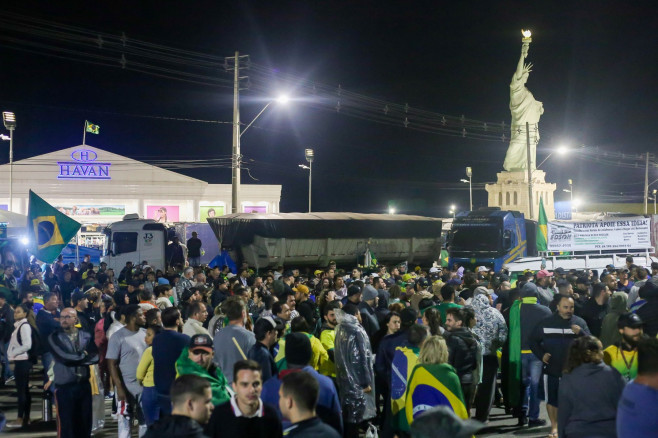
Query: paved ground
0 368 552 437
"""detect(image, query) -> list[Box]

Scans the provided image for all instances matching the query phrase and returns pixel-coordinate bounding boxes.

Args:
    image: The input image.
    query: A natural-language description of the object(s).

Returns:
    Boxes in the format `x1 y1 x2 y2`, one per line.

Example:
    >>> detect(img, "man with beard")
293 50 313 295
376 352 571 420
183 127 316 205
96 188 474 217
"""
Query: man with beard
604 313 643 381
107 304 148 438
319 301 341 378
529 296 590 438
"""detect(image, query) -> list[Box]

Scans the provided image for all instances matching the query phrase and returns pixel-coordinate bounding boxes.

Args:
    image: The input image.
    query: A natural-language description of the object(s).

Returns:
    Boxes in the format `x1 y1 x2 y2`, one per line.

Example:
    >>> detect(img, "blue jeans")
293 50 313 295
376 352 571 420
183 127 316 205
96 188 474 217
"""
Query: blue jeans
0 341 11 380
141 387 160 426
157 393 172 416
521 353 543 420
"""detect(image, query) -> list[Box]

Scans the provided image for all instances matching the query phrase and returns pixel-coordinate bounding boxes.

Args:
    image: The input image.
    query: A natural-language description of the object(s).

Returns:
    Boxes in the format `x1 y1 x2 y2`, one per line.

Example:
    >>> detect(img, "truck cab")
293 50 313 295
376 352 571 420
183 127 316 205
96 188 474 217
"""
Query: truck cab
447 208 537 272
100 215 169 272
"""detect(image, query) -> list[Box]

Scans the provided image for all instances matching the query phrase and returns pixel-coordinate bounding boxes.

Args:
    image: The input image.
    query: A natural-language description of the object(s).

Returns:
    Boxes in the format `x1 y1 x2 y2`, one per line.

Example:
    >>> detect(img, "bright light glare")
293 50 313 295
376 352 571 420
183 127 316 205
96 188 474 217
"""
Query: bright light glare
389 207 396 214
572 198 582 208
460 179 469 183
20 237 29 245
522 29 532 38
0 134 9 141
451 204 456 210
556 145 569 155
276 95 290 104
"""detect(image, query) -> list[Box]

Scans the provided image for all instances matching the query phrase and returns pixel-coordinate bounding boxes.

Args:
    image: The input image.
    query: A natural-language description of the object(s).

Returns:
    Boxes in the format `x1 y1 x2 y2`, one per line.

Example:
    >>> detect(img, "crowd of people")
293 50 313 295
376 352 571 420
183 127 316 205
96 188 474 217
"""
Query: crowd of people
0 251 658 438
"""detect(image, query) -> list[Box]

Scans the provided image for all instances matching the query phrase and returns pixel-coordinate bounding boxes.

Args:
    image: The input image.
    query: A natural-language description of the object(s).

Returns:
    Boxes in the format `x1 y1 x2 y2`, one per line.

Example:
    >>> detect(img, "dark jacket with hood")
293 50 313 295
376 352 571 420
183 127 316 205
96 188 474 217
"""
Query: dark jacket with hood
599 292 628 348
445 327 479 385
634 279 658 337
517 283 552 350
144 415 208 438
529 313 590 377
558 362 625 438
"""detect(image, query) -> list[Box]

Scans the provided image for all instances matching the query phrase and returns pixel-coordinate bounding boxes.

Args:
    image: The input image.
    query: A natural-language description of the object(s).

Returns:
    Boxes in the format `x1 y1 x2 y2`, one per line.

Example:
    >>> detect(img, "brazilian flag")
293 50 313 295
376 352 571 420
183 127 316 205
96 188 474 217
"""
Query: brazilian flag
405 363 467 428
391 346 420 431
27 190 81 263
85 120 100 134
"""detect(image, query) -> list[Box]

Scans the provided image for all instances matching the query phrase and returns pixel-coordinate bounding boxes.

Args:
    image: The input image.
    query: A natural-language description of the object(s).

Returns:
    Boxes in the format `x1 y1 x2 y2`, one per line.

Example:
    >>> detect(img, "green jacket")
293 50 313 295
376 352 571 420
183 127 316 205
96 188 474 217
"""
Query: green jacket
175 347 230 406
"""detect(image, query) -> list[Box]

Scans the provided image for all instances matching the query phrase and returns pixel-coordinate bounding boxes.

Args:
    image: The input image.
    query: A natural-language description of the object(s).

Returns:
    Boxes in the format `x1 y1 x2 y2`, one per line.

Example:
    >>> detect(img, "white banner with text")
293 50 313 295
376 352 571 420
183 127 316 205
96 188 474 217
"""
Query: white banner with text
547 217 652 251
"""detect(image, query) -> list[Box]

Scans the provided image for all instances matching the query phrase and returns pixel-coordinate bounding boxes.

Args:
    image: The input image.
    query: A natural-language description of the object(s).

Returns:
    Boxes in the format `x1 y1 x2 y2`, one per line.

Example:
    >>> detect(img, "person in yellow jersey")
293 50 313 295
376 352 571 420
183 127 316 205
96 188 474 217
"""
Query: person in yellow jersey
603 312 643 381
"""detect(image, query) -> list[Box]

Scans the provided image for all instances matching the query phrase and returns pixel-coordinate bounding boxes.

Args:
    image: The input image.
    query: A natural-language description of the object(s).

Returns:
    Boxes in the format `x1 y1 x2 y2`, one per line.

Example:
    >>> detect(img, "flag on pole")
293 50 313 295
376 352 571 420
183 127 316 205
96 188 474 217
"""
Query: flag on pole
27 190 81 263
536 197 548 252
85 120 100 134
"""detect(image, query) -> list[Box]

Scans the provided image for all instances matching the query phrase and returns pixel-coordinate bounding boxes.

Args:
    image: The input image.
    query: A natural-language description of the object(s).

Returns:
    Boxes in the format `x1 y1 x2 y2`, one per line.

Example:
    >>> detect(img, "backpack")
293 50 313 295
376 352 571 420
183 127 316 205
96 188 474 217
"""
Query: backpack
17 322 42 364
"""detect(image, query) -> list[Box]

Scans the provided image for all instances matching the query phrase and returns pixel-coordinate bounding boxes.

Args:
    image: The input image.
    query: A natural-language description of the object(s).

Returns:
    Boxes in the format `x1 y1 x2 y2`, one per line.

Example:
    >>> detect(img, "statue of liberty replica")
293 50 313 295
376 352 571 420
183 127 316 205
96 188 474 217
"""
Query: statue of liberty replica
485 30 555 219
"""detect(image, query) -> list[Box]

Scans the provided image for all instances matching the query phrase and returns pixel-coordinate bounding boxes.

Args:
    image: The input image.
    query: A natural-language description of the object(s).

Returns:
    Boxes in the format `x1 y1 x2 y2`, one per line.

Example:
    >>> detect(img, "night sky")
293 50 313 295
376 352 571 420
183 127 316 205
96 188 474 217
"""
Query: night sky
0 1 656 215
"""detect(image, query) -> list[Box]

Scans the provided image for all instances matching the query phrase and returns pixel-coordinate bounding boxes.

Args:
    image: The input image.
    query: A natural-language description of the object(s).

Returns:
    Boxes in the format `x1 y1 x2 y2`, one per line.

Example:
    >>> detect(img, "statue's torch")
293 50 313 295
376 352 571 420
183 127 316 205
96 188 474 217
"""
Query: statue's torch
522 29 532 44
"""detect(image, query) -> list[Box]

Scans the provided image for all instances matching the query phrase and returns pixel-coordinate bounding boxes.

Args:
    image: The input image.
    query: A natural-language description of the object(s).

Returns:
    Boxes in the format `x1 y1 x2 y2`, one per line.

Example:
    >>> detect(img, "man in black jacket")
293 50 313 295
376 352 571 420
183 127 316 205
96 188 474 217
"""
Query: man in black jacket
47 307 99 438
529 296 590 438
279 371 340 438
635 280 658 337
444 307 479 414
186 232 202 267
144 374 213 438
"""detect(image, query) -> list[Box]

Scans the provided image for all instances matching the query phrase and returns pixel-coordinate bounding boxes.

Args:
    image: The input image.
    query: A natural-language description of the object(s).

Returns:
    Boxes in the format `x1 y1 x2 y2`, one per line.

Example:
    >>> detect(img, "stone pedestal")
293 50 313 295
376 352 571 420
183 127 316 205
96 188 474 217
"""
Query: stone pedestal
485 170 556 220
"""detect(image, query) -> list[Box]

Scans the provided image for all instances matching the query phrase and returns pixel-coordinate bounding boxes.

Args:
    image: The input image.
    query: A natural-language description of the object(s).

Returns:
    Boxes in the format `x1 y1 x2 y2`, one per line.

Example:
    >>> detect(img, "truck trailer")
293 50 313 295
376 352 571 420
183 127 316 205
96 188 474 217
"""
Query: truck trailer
206 212 443 269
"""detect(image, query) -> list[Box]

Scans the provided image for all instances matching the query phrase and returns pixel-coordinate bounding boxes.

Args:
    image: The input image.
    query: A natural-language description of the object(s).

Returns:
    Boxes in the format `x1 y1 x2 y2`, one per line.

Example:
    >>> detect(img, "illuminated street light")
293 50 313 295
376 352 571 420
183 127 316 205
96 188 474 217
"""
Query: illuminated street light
232 94 290 213
2 111 15 212
389 207 396 215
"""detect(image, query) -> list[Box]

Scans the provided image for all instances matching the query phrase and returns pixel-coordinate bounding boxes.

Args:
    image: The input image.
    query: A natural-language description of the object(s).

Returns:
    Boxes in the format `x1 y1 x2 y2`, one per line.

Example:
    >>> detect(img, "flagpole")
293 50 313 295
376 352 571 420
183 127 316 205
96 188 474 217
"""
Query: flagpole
82 120 87 146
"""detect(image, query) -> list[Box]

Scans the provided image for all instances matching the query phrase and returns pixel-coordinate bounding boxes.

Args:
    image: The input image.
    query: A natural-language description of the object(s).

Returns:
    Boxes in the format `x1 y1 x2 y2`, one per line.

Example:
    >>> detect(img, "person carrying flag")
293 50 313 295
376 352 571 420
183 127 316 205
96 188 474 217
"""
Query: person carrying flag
404 335 467 428
503 282 551 427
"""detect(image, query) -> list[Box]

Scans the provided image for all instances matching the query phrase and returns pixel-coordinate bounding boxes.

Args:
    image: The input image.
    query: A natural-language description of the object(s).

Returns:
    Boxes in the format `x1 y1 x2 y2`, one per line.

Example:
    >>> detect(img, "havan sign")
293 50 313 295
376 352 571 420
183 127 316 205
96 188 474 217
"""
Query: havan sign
57 149 111 180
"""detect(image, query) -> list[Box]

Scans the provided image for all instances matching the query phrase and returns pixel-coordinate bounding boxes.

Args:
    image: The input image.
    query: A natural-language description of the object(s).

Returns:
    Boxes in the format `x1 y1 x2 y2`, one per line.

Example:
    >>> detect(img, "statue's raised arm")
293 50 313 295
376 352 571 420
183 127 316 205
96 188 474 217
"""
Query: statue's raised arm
502 42 544 171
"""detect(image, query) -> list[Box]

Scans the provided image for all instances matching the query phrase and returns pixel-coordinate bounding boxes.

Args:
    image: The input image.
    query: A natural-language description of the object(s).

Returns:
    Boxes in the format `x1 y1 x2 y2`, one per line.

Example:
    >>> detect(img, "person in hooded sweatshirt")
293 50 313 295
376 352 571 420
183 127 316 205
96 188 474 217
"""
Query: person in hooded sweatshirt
599 292 628 348
558 336 625 438
143 374 213 438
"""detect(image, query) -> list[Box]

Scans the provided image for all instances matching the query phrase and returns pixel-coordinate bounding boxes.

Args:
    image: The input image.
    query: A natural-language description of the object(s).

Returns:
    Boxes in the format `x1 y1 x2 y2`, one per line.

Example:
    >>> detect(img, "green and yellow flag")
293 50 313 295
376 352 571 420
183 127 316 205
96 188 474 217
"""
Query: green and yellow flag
85 120 100 134
536 197 548 252
27 190 81 263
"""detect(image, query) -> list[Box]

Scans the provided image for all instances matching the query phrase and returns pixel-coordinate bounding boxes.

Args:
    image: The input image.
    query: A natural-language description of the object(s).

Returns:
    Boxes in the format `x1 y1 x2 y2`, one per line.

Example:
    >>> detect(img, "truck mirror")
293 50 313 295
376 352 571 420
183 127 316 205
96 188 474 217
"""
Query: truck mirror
503 230 512 251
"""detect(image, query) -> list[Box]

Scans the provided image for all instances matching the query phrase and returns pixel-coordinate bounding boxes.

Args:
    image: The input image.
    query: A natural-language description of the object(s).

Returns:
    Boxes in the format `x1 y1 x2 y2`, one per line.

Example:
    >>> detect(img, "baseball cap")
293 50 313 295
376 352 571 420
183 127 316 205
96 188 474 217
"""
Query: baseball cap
617 313 643 329
477 266 488 273
189 334 213 353
347 285 362 297
417 277 429 288
575 276 591 285
410 405 485 438
71 289 86 305
429 267 440 274
554 267 566 275
314 270 323 276
536 269 554 279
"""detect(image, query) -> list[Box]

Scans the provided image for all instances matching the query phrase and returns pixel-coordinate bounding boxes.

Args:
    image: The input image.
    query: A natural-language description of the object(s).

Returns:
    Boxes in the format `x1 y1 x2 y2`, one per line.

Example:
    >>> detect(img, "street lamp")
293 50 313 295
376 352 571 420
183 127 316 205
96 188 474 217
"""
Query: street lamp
305 149 314 213
232 95 289 214
460 166 473 211
2 112 15 212
449 204 456 218
563 178 574 209
653 189 657 214
528 144 570 219
388 207 396 215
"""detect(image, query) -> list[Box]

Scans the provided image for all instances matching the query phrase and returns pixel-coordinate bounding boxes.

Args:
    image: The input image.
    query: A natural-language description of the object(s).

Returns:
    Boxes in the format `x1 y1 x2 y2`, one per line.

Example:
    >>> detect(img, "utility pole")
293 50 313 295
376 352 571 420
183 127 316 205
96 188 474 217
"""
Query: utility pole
644 152 649 215
225 51 249 214
526 122 534 220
